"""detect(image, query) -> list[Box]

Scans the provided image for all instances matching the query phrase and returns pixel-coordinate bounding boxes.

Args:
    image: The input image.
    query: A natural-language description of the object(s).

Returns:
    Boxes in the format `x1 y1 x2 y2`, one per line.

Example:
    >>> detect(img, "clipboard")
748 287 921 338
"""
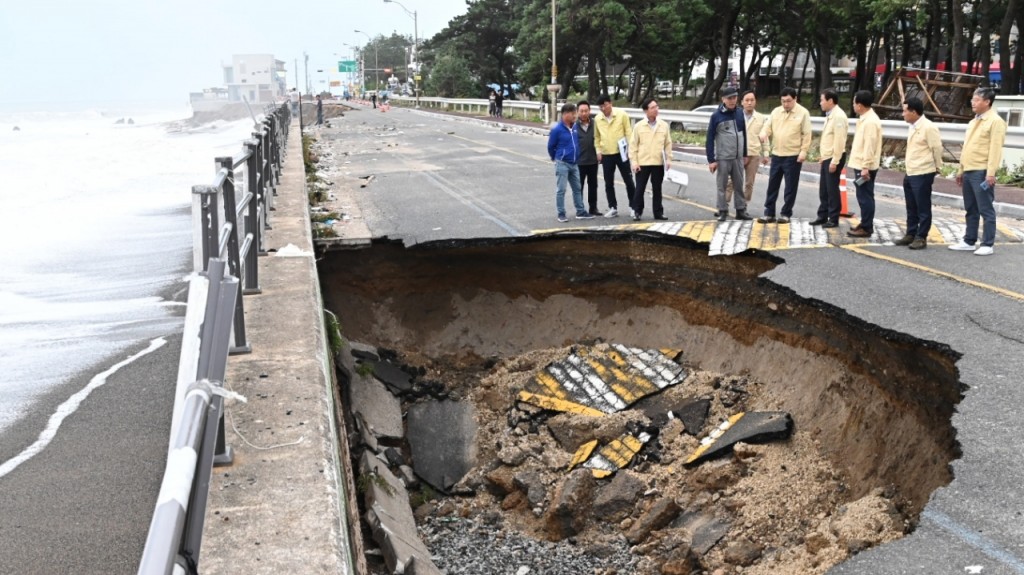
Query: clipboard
618 137 628 161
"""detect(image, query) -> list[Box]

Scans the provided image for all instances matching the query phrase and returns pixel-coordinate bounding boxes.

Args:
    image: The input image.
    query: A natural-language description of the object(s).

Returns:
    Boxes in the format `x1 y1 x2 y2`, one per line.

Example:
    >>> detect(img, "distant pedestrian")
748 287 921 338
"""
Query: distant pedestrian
949 87 1006 256
726 90 766 206
371 92 377 109
594 94 637 218
810 88 848 228
706 86 751 221
547 103 593 222
289 88 300 116
489 90 497 116
494 89 504 118
628 98 672 221
896 96 944 250
758 86 812 224
846 90 883 238
316 94 324 126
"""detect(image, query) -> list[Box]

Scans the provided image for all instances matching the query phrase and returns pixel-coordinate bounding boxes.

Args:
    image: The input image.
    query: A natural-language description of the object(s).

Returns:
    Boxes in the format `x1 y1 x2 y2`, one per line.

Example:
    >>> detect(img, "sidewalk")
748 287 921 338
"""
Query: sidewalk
199 118 361 574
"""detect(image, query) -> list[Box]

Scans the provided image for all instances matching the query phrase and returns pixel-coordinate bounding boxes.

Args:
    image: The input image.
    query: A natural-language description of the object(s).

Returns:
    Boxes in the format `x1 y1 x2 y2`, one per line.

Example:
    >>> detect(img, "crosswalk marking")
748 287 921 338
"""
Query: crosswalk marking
534 217 1024 255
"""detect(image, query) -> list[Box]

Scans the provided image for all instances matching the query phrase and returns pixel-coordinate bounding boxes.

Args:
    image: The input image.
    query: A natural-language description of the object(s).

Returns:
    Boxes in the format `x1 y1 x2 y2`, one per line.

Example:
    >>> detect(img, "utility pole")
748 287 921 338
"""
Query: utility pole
383 0 419 106
294 58 299 91
355 30 379 92
303 52 310 95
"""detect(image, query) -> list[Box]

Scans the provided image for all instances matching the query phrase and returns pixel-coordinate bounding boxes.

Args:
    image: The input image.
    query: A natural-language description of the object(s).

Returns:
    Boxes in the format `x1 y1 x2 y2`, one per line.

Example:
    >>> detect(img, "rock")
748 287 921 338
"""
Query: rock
384 447 405 467
593 471 644 523
685 411 793 466
723 540 763 566
514 471 547 507
544 469 596 540
398 465 419 488
636 396 711 437
371 360 414 395
660 541 697 574
350 340 380 361
407 400 478 491
625 497 681 544
673 511 731 555
502 490 528 510
546 413 602 452
484 466 517 495
498 444 530 466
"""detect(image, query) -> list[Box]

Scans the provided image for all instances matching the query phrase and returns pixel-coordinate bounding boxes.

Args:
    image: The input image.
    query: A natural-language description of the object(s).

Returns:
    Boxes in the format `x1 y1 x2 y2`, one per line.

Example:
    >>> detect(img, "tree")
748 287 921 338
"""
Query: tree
427 48 477 97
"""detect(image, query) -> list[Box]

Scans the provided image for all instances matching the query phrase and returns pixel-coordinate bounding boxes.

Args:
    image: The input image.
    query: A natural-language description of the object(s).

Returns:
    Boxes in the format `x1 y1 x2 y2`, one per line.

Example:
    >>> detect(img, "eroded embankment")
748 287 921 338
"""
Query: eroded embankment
319 232 963 572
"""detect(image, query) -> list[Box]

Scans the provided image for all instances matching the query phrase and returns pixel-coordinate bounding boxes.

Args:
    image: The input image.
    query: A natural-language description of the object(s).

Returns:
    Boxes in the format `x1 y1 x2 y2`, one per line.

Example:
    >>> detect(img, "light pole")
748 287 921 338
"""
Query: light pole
383 0 419 107
343 43 360 97
355 29 379 92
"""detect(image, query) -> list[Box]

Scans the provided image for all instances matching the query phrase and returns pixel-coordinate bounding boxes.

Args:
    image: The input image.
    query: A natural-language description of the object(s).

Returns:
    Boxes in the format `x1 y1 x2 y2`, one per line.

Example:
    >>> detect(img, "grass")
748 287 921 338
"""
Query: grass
409 485 437 508
324 310 344 356
356 472 395 496
310 211 340 223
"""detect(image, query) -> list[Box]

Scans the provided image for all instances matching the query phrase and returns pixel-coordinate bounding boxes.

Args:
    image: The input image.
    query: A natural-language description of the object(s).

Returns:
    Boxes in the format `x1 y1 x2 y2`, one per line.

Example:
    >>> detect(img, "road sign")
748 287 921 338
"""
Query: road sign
337 60 357 73
414 75 422 81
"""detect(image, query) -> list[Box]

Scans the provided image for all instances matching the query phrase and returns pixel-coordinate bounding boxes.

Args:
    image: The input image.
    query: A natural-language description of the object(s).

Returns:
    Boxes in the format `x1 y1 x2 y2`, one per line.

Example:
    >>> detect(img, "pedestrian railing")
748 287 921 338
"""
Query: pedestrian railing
138 102 294 575
137 258 239 575
390 95 548 120
190 103 291 354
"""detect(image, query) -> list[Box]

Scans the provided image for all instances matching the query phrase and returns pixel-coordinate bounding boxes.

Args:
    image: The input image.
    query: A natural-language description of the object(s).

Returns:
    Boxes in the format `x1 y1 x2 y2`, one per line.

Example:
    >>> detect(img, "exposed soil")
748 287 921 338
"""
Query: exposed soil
321 234 963 574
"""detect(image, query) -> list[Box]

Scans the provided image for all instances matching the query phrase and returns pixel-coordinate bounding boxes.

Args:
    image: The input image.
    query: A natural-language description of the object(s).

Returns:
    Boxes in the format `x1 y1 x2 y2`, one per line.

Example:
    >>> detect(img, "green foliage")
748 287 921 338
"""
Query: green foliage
324 310 344 356
356 362 375 377
356 472 395 496
426 48 477 97
359 33 415 90
310 211 340 223
410 485 437 508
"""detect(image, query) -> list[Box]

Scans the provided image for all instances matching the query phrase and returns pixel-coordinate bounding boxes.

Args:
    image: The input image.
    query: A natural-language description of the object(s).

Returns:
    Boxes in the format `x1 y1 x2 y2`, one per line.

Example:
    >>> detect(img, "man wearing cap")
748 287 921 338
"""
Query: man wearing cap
706 86 752 221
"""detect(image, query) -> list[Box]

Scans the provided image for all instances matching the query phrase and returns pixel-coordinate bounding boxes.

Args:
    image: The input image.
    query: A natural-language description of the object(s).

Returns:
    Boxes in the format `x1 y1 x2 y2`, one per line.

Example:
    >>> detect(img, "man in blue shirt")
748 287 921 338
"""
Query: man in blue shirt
547 103 593 222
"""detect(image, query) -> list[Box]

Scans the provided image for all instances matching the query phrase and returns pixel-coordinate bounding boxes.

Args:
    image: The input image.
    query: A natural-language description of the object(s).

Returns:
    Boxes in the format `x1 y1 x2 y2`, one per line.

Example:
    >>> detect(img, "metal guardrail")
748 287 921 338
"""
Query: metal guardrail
390 95 548 120
138 259 238 575
138 102 293 575
391 95 1024 149
190 103 291 354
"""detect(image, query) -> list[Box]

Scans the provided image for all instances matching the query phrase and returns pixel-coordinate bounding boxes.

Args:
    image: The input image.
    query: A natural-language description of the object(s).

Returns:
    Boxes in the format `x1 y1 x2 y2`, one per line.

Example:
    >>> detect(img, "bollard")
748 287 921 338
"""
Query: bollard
839 172 855 218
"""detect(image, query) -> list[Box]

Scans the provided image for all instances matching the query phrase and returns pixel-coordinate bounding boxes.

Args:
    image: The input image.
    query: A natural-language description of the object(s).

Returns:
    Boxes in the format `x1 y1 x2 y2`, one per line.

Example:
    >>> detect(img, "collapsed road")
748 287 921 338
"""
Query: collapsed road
318 231 963 575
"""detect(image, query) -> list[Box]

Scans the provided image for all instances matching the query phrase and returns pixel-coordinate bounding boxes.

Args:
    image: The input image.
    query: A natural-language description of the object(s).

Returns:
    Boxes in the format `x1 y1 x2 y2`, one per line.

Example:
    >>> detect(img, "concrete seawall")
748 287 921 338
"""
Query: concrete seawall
199 118 362 574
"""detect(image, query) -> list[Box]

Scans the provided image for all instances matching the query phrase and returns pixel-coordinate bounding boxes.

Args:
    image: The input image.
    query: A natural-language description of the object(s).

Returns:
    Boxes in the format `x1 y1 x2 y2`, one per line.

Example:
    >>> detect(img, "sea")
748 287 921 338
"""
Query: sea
0 100 262 436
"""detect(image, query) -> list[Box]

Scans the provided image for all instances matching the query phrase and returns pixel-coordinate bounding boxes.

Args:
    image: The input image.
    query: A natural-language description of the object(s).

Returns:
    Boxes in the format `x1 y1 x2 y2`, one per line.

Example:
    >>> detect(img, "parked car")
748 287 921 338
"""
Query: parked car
656 81 673 96
682 105 718 131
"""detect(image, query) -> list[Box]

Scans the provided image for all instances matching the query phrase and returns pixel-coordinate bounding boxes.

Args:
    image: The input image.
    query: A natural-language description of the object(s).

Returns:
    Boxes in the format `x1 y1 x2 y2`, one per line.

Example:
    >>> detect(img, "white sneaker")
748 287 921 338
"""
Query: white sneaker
605 207 618 218
974 246 994 256
948 240 977 251
629 208 636 219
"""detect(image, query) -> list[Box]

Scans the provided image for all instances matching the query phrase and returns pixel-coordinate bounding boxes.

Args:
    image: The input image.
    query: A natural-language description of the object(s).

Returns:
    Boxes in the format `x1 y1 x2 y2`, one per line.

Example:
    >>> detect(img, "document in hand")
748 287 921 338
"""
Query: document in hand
618 137 628 162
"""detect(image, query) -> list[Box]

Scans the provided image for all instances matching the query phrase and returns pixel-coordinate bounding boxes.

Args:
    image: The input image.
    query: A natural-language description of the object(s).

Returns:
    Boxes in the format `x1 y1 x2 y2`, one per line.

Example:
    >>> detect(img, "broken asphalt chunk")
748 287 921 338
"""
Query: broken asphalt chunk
518 344 688 416
406 400 478 492
573 432 652 478
684 411 793 466
371 360 414 395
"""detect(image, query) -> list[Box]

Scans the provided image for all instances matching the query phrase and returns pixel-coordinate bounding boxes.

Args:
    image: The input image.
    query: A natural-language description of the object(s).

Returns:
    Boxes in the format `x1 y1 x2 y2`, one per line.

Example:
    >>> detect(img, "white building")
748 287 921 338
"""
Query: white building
222 54 286 103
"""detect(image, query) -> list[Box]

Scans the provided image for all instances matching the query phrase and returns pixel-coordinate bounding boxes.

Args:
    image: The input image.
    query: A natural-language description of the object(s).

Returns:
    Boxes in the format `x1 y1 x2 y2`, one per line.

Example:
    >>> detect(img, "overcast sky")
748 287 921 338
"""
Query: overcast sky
0 0 470 106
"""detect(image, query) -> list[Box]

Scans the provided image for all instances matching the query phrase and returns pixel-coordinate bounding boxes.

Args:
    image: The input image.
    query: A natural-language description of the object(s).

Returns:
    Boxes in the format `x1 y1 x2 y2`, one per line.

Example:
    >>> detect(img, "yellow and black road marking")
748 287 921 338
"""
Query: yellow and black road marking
572 432 652 478
517 344 688 416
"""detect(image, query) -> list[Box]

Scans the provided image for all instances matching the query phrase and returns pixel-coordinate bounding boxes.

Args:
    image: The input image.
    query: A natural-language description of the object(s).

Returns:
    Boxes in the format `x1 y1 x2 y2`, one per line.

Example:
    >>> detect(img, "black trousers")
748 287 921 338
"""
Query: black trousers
817 153 846 222
579 163 599 212
634 165 665 218
600 155 636 210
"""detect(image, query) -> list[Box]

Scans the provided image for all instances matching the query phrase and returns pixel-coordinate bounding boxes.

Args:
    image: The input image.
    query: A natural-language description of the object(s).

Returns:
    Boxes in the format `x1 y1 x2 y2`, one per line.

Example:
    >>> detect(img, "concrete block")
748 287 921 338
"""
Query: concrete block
407 400 477 491
359 452 440 574
349 371 404 440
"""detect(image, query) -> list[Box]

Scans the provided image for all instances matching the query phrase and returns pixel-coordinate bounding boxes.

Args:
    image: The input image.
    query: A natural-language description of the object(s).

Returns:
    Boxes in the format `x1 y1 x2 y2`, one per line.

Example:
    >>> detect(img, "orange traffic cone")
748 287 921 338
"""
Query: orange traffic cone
839 172 855 218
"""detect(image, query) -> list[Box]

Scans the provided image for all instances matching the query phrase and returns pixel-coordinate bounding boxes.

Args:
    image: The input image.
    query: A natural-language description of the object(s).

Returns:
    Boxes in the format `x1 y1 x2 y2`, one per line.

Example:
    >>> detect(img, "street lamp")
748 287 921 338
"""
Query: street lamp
355 29 379 92
382 0 419 107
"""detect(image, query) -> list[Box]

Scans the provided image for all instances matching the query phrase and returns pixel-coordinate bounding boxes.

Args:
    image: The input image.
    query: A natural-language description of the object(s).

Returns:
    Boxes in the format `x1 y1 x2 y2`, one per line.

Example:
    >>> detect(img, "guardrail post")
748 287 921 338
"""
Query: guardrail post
246 140 268 256
215 157 252 353
191 186 220 273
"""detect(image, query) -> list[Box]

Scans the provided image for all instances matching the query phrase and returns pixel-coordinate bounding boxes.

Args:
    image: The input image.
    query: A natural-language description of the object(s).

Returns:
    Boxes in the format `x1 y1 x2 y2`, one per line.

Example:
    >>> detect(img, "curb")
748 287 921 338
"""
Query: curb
674 151 1024 219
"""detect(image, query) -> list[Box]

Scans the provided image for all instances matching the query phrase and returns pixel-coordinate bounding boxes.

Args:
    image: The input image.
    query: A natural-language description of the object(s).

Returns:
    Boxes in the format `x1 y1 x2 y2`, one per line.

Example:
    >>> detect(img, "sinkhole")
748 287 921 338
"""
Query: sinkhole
319 232 963 575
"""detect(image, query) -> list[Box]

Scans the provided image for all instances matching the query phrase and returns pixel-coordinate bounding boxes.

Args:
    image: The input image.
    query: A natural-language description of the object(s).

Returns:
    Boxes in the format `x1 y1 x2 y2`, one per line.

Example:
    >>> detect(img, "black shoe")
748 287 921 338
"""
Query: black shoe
776 216 791 224
654 215 668 221
756 216 776 224
735 211 753 220
909 237 927 250
822 221 838 228
589 210 603 217
717 211 728 222
893 234 915 246
809 218 827 226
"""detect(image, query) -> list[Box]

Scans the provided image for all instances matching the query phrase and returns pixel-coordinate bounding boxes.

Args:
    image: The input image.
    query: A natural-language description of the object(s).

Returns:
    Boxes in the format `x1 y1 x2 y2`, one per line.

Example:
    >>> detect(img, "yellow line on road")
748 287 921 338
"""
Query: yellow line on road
842 244 1024 303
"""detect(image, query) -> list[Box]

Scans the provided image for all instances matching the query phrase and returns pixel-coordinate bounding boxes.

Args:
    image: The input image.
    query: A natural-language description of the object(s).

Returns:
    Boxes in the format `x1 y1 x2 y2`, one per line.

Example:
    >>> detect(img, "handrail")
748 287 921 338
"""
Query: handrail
139 102 294 575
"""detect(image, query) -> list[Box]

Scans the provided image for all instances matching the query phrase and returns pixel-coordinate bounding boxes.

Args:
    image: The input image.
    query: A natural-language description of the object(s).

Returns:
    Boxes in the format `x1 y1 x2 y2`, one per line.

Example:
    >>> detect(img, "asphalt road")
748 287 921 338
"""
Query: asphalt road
323 103 1024 574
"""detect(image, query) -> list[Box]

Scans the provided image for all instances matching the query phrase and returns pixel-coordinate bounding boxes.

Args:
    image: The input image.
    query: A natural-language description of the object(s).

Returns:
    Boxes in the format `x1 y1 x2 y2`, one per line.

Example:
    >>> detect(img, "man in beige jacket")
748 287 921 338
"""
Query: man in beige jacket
846 90 883 238
628 98 673 221
896 96 943 250
758 87 812 223
727 90 766 205
810 88 848 228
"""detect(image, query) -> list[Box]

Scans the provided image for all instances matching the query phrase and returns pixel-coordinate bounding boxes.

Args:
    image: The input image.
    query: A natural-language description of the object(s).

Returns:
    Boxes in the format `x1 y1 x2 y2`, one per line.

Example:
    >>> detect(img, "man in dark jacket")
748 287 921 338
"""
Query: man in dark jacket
706 86 751 221
547 103 593 222
575 100 602 216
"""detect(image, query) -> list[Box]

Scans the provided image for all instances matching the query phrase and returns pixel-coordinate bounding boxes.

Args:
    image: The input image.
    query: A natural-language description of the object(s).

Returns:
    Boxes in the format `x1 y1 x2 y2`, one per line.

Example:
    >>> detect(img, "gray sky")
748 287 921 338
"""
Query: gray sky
0 0 469 106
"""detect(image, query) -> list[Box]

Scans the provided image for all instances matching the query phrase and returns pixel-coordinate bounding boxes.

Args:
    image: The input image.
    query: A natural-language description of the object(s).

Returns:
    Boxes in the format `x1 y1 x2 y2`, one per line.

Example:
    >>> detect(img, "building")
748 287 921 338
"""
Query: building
222 54 286 104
